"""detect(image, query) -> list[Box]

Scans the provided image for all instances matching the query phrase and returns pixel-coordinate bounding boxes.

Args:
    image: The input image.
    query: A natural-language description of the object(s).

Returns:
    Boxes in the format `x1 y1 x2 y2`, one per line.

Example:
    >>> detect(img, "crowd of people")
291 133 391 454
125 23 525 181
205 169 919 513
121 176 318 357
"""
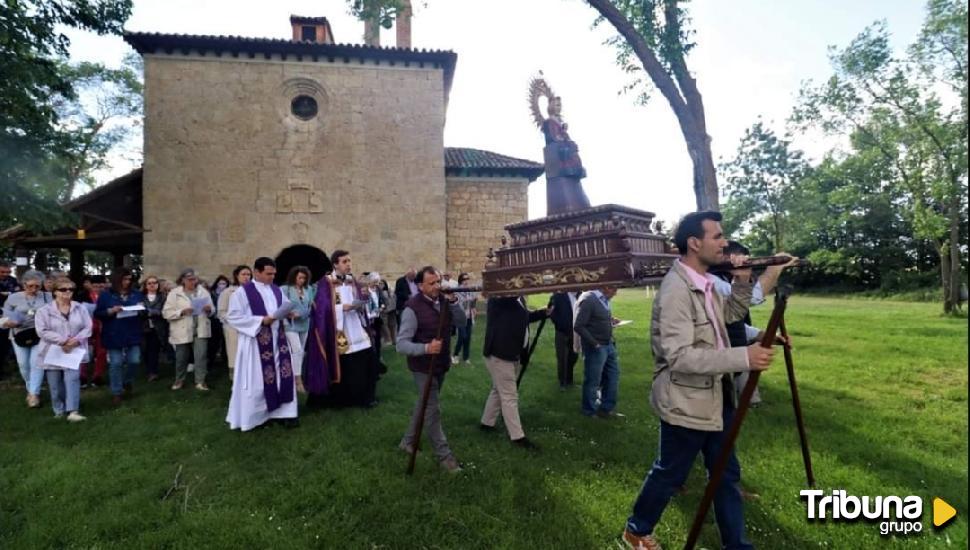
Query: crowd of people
1 211 799 549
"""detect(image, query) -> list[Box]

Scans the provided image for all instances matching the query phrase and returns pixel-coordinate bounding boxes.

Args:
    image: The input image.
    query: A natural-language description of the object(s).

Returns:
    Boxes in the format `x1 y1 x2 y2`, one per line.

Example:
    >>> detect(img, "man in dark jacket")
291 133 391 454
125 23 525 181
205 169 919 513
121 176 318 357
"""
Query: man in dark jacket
396 266 466 473
480 296 551 449
393 267 418 320
0 261 22 381
548 291 579 390
574 286 620 418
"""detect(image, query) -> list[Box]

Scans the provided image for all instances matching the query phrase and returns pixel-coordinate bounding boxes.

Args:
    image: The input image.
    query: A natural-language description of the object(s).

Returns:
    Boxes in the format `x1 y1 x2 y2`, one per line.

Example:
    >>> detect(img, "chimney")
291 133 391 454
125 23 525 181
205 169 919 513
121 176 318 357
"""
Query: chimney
290 15 334 44
396 0 412 49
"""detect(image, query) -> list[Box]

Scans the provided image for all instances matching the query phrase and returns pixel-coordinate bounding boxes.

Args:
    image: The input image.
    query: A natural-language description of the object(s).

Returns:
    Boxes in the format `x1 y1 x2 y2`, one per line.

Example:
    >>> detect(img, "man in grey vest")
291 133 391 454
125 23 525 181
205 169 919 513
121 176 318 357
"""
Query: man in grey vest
396 266 466 473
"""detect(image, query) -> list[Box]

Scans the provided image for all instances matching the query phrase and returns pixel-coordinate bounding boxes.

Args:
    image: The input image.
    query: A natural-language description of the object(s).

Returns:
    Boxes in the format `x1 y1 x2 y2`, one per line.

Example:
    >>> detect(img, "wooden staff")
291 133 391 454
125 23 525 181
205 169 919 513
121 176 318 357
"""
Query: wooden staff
516 317 547 388
683 287 790 550
781 317 815 487
405 295 451 476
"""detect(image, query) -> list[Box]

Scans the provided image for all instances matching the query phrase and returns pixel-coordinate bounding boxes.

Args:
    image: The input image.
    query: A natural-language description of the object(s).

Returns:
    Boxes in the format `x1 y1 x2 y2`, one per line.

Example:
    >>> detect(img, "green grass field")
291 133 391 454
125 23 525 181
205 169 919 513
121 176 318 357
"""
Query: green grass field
1 292 966 549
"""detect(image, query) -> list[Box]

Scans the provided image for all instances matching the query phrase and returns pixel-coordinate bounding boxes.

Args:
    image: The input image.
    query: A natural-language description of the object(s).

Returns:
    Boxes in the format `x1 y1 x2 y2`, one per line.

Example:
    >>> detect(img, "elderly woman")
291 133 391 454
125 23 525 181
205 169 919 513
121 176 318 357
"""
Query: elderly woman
2 270 52 407
163 268 215 391
95 267 145 405
217 265 251 382
35 276 92 421
282 265 315 393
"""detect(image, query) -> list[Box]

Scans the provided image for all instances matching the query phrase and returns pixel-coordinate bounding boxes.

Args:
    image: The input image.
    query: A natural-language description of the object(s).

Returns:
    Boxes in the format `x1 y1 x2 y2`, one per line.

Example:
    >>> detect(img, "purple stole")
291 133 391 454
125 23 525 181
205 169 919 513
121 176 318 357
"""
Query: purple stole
305 277 339 395
242 282 294 411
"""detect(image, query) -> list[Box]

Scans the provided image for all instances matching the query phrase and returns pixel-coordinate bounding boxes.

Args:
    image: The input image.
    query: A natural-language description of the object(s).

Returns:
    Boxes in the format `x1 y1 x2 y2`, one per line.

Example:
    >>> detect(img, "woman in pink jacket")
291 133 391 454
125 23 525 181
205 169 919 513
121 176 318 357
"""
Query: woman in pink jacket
35 276 93 422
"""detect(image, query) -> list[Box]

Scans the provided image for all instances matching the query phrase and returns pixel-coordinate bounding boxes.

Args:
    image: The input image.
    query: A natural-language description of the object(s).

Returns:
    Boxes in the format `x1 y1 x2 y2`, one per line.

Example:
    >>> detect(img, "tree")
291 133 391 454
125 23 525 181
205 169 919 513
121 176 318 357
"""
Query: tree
794 5 967 313
0 0 133 230
348 0 406 45
52 53 143 201
719 121 808 253
586 0 719 211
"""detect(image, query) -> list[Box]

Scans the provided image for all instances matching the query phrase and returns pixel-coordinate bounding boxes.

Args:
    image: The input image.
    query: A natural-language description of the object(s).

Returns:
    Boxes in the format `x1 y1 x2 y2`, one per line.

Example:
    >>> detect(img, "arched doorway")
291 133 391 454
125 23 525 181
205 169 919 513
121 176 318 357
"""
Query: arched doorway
274 244 332 285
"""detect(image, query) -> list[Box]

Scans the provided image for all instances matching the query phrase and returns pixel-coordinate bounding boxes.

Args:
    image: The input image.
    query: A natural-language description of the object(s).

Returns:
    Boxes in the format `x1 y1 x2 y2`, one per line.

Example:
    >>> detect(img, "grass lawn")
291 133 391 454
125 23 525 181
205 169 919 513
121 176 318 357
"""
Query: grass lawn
1 291 966 549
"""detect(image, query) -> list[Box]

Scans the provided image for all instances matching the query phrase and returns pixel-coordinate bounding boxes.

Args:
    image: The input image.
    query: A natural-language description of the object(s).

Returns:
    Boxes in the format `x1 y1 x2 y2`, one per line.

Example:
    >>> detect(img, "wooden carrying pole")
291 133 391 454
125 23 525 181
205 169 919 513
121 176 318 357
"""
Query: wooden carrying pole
405 297 451 475
781 317 815 487
683 288 790 550
516 317 547 388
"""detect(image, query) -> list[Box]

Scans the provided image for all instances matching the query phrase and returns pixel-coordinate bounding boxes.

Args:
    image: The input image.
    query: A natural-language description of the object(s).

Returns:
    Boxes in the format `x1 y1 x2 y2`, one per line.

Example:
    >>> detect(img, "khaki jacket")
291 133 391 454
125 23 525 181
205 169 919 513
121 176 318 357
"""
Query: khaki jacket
649 261 752 431
162 286 214 345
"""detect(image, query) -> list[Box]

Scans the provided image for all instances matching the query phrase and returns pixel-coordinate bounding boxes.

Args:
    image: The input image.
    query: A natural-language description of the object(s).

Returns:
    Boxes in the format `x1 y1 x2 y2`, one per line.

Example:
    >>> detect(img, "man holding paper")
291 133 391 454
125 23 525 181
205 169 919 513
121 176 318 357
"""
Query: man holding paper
225 257 299 431
163 268 215 391
35 276 92 422
95 268 146 405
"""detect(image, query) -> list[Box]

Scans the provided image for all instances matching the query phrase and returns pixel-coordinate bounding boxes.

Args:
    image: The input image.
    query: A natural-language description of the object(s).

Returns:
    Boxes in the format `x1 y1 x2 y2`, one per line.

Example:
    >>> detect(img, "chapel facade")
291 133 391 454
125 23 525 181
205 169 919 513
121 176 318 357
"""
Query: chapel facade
123 15 543 281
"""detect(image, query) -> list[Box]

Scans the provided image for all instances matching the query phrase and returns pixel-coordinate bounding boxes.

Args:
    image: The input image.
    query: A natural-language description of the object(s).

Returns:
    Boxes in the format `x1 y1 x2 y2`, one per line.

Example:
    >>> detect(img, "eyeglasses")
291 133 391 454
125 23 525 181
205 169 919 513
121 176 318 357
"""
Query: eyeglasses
56 288 75 293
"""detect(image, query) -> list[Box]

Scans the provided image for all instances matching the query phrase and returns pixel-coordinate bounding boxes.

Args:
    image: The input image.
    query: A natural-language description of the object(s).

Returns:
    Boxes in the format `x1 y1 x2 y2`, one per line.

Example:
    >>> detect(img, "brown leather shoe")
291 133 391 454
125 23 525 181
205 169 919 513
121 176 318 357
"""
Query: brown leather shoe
622 528 662 549
111 395 123 406
439 455 463 474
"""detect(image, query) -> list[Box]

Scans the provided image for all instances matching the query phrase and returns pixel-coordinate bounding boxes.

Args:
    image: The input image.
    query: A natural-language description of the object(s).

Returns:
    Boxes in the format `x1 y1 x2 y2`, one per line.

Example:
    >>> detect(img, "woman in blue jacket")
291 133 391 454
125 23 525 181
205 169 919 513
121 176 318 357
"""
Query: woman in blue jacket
95 268 145 405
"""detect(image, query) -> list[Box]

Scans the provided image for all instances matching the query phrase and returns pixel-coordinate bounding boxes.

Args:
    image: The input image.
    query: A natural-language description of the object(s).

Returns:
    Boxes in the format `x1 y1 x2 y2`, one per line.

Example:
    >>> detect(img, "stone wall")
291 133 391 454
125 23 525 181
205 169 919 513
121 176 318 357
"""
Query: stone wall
445 177 528 278
141 53 447 281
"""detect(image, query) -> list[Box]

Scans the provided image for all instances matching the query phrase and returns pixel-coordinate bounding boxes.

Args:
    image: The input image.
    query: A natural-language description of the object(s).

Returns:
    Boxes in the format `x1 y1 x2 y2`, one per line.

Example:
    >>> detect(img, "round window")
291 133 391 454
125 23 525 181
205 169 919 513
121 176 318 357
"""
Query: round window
291 95 318 121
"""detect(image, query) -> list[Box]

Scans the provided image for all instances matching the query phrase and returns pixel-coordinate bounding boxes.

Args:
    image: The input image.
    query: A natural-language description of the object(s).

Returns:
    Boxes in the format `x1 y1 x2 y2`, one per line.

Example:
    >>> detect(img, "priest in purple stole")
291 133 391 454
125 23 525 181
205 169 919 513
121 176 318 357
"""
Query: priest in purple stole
304 274 340 410
226 258 298 431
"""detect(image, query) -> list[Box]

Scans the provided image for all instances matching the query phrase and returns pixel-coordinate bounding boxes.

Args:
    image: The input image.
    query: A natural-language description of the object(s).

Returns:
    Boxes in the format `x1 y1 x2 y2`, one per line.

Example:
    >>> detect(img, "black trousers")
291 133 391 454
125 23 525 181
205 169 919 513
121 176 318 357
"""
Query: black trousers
554 329 578 386
318 348 378 407
0 329 11 379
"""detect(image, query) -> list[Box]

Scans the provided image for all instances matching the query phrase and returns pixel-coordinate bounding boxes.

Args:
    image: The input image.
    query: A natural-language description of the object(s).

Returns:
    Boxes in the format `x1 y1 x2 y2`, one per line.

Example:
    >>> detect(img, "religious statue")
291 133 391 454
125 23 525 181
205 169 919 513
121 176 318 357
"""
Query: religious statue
529 74 591 215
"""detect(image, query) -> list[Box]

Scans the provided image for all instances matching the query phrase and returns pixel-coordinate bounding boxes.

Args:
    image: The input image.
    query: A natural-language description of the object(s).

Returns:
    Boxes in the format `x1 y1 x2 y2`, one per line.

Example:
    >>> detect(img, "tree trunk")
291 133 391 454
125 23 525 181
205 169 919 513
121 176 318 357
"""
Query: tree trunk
938 240 953 314
947 195 963 312
685 126 719 211
585 0 719 211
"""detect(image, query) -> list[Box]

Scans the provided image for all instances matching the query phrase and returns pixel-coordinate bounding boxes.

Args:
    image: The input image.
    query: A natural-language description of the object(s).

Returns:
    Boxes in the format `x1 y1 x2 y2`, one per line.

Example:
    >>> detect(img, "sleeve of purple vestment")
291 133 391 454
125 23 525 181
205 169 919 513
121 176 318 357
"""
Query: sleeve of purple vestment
305 277 340 394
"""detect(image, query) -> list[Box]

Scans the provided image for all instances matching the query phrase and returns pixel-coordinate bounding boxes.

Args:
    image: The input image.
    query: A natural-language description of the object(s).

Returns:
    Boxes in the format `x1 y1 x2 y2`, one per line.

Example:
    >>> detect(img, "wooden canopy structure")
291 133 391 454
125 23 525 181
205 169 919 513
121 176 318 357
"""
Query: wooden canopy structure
0 168 145 280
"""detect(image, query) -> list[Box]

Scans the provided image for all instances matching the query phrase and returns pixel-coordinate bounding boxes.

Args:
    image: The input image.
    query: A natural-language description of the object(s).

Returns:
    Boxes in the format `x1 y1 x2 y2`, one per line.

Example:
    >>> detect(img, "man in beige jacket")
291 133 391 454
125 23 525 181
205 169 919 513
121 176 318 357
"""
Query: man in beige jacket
623 211 776 550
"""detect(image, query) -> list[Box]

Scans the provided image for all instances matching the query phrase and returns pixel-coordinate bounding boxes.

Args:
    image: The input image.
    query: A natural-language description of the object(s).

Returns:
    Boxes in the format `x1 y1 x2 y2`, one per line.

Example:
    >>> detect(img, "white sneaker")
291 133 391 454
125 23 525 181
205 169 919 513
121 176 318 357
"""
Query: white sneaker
187 363 195 373
463 359 472 366
450 355 459 365
66 411 87 423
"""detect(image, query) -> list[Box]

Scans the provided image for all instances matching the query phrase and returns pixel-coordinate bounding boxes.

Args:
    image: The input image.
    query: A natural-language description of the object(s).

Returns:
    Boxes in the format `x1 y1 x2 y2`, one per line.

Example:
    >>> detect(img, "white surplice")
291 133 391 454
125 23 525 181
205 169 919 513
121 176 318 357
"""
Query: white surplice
225 281 298 431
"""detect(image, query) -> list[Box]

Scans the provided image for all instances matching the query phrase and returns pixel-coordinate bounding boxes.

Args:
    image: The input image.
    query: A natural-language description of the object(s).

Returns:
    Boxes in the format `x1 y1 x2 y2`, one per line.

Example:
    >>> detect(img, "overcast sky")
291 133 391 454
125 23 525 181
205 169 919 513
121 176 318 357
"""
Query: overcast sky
64 0 926 224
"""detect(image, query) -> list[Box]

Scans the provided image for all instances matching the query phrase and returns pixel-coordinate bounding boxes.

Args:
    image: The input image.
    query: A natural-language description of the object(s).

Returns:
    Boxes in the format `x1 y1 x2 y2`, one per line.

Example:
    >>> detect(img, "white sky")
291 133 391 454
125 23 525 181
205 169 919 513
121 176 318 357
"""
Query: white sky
64 0 926 225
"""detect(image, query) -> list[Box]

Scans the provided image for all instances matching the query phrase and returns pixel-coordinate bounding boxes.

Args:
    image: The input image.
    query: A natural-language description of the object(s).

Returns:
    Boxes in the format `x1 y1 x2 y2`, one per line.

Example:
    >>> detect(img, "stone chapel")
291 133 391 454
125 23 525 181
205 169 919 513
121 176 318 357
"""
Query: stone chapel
117 14 542 281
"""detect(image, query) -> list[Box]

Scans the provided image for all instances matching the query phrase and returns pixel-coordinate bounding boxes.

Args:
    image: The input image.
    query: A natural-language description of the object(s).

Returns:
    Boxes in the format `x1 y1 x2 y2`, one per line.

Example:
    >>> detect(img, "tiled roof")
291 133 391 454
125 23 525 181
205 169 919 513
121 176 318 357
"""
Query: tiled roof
445 148 544 181
123 32 457 99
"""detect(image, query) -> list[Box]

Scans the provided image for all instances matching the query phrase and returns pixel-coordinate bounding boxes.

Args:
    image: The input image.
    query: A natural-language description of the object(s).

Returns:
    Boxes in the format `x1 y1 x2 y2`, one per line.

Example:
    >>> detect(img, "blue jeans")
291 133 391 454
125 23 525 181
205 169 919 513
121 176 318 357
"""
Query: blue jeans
581 342 619 415
453 320 473 361
13 342 44 395
626 403 752 549
46 368 81 415
107 345 140 396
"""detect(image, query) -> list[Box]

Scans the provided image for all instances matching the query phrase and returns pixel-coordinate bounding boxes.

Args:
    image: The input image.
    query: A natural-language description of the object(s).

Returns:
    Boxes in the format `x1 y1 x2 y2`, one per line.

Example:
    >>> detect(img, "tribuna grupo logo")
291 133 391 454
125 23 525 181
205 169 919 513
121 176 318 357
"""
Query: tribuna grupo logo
800 490 948 536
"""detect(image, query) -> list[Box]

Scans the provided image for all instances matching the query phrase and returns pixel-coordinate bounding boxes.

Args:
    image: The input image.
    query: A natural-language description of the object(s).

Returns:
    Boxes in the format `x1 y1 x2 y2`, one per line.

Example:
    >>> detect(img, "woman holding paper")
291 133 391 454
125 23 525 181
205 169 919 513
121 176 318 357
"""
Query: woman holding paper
96 268 146 406
282 266 315 394
2 270 51 408
35 276 92 421
163 268 215 391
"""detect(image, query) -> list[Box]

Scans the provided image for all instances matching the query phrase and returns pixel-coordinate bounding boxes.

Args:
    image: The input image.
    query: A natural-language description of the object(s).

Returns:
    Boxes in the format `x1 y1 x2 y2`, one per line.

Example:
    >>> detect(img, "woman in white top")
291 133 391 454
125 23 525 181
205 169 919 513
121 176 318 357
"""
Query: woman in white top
217 265 252 382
